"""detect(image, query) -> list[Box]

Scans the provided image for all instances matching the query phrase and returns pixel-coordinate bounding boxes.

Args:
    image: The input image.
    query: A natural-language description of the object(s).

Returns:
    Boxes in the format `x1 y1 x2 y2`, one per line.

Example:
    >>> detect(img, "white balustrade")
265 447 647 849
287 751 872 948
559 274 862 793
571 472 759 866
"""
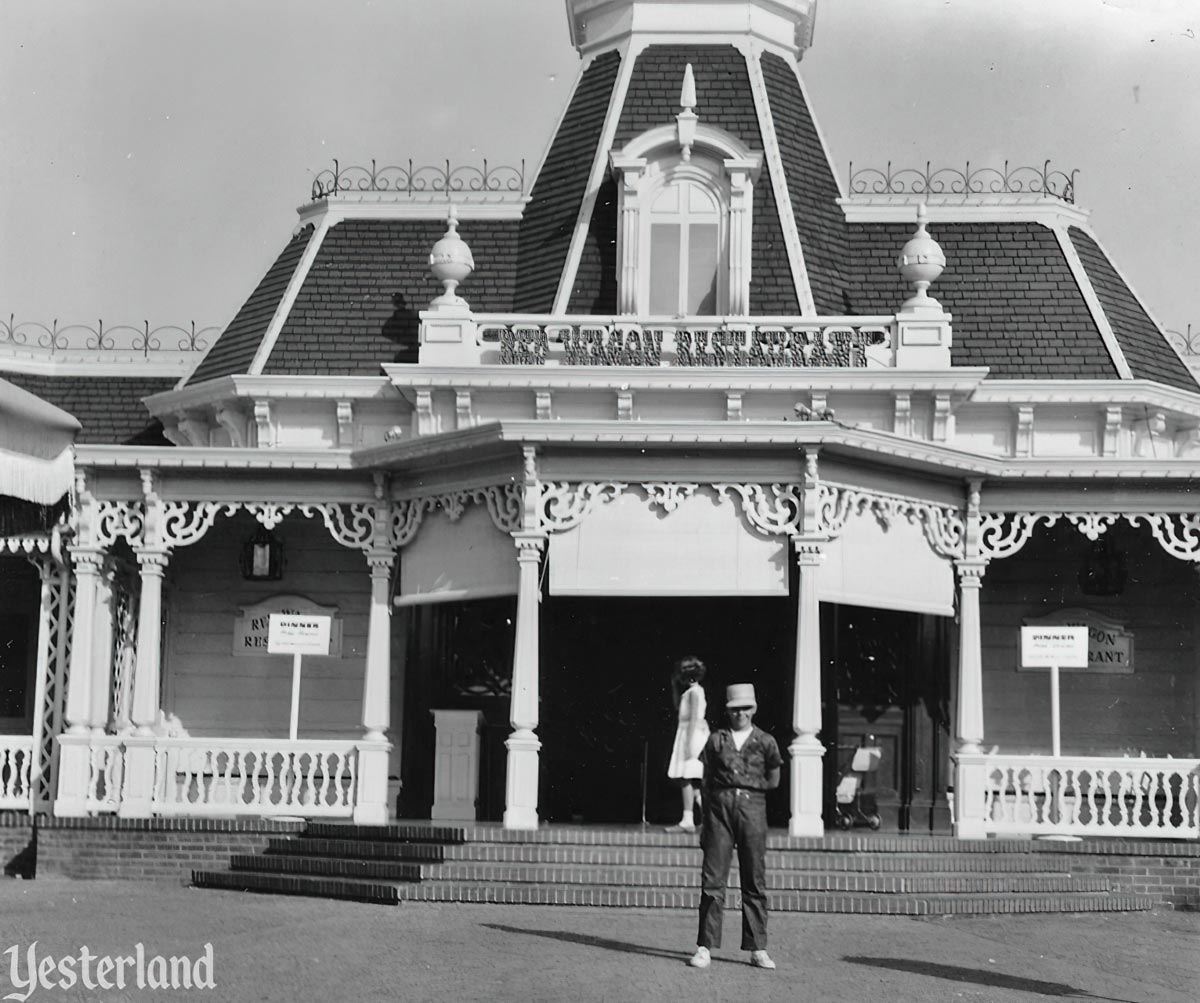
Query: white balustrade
152 738 359 818
974 754 1200 840
0 736 35 811
85 736 125 814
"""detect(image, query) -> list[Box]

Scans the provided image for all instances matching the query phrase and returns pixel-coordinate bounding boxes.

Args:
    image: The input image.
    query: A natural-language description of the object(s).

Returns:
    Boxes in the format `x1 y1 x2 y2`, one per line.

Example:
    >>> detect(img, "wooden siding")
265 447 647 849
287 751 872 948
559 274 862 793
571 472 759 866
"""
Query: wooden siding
979 521 1198 756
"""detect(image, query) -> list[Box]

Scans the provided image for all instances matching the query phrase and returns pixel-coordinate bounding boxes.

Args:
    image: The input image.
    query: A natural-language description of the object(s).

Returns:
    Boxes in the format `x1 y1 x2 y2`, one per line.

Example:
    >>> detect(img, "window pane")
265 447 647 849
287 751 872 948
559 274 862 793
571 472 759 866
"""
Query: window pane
650 223 681 315
687 223 719 314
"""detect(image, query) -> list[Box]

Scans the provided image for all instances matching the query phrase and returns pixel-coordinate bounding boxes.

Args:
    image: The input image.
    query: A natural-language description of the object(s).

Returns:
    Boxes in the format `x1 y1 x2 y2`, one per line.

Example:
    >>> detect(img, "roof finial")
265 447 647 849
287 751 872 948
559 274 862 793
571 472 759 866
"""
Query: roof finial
897 201 946 312
428 203 474 308
676 63 698 161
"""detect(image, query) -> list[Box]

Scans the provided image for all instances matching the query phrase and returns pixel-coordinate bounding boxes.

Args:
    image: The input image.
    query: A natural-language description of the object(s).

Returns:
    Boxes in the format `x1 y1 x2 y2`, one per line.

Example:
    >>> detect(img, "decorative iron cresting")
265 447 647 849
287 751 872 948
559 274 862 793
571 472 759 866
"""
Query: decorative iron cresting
479 321 890 368
1165 324 1200 357
848 160 1077 204
1 317 215 356
310 159 526 200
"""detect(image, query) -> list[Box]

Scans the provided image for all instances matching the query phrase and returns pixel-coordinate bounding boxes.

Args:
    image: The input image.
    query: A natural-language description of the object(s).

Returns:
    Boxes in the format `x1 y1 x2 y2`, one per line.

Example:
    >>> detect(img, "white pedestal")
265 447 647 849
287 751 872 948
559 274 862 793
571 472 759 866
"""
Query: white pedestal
431 709 484 821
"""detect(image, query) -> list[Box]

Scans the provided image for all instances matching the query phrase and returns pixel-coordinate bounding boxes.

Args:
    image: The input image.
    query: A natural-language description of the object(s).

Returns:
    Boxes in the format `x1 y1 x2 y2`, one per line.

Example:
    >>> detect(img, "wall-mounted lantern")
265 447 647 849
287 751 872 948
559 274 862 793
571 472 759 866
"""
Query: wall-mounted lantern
240 526 284 581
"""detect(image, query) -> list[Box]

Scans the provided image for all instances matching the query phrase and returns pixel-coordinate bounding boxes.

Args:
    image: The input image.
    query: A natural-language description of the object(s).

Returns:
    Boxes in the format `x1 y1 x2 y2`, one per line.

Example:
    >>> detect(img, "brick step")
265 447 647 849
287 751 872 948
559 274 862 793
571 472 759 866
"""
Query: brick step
434 843 1063 872
265 837 448 861
302 822 466 844
192 868 399 905
393 882 1154 914
298 824 1059 855
414 863 1112 894
230 854 422 882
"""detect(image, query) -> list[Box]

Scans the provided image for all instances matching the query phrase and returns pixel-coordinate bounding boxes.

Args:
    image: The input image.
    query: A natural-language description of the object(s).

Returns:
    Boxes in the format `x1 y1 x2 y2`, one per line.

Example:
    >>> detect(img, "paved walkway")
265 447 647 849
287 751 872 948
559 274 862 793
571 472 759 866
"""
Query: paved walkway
1 879 1196 1002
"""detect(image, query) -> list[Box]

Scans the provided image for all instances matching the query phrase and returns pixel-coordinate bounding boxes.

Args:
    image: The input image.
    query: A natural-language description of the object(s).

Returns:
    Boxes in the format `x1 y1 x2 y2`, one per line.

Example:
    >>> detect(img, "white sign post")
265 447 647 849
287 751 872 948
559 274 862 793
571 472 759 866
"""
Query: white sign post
268 614 332 740
1020 626 1088 756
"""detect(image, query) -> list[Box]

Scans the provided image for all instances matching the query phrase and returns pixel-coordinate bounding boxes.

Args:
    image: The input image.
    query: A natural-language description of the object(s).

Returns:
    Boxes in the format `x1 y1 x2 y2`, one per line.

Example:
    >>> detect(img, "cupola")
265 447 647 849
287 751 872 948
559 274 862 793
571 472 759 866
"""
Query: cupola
566 0 819 60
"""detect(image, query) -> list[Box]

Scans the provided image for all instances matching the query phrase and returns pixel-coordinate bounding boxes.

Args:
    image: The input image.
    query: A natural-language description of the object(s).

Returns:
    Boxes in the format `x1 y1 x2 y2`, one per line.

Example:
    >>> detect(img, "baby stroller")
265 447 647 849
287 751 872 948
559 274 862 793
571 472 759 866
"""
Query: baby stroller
834 741 883 831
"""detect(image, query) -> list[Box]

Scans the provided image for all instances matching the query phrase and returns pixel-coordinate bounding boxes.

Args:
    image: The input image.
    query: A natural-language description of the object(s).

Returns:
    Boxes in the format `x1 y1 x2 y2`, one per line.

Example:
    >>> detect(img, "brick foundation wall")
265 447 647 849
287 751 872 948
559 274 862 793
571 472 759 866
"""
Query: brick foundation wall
1035 839 1200 910
35 817 305 883
0 813 35 878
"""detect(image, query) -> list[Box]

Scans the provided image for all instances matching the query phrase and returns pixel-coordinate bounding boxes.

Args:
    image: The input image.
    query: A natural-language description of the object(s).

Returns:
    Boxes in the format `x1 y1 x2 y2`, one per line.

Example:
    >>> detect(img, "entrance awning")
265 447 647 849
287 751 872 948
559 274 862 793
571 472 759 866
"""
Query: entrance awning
0 377 80 536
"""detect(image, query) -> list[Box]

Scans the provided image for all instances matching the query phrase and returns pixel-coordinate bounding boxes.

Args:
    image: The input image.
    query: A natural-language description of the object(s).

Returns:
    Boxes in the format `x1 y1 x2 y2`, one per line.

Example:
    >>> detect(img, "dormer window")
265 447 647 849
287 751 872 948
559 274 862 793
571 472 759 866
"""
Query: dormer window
648 165 723 314
610 65 762 317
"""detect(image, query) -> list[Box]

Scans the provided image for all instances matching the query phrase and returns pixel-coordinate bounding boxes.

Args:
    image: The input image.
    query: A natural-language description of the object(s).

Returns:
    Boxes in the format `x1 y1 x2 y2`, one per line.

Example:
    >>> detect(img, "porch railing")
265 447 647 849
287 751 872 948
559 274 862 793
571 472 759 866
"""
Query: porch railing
152 738 359 818
0 736 35 811
970 754 1200 840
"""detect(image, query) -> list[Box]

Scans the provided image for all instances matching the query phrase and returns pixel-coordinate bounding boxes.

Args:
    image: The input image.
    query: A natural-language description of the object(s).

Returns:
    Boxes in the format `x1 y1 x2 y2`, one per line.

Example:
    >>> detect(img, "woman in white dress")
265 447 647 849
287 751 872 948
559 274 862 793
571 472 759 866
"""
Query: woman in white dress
666 656 710 832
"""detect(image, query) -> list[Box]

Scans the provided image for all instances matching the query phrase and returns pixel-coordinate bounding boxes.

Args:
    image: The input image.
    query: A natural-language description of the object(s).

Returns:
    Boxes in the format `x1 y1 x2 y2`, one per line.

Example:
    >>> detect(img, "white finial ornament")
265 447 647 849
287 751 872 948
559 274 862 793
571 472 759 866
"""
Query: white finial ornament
676 63 698 161
429 204 475 307
898 202 946 310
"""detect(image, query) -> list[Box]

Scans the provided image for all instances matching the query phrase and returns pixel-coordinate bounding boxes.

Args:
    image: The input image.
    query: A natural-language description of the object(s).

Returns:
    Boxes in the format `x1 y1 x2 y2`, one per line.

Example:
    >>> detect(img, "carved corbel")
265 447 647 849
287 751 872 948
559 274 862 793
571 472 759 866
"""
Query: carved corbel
454 390 474 429
893 392 912 438
616 389 634 421
1014 405 1034 457
336 401 355 448
161 419 190 448
535 390 553 421
214 404 248 448
1103 405 1124 458
1174 426 1200 458
175 412 210 448
253 400 274 448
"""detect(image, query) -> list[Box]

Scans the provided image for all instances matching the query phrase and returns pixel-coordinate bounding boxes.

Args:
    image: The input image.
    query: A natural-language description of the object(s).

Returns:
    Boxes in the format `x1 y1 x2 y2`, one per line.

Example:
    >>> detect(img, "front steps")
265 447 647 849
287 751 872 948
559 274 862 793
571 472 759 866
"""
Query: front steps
192 823 1158 914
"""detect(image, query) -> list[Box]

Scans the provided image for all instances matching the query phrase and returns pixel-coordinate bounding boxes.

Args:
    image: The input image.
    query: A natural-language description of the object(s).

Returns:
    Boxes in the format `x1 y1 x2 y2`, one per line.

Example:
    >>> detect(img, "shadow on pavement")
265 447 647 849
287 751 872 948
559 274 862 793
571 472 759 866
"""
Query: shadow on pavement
483 924 740 967
844 957 1138 1002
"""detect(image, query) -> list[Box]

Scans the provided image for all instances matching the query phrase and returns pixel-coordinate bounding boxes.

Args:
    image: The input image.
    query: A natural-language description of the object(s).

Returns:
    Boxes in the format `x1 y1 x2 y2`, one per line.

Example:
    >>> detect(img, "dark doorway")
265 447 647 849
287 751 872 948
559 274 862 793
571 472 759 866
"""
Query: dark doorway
821 603 952 833
397 597 516 821
539 595 795 826
0 557 38 734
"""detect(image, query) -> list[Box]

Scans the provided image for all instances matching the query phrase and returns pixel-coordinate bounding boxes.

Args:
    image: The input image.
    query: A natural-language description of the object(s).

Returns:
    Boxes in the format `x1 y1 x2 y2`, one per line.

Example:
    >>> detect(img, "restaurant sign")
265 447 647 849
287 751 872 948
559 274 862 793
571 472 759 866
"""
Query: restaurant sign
1019 608 1133 673
234 594 342 657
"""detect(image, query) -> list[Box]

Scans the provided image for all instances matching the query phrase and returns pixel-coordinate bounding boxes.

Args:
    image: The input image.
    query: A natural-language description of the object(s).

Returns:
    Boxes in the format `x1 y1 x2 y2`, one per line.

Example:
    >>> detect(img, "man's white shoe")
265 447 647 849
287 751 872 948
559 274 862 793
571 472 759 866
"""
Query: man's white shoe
688 947 711 969
750 950 776 970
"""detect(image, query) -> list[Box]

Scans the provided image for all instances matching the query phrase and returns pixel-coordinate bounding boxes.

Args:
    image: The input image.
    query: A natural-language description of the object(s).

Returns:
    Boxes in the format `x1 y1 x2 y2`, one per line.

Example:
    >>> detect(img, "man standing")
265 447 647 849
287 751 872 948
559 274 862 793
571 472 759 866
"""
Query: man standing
688 683 782 971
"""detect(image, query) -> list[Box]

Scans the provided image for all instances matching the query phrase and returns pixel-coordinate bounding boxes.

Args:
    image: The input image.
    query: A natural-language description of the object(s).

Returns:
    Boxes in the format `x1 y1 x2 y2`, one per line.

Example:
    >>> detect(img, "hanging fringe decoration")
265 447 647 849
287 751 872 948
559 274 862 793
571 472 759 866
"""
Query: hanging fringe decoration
0 447 75 505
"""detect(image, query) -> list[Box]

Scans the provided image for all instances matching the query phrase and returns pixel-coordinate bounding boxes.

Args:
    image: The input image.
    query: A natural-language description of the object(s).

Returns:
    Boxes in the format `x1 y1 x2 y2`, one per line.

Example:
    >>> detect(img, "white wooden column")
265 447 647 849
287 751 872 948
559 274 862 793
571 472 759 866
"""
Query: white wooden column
54 547 103 816
130 549 168 736
953 559 988 838
788 540 826 836
355 550 394 824
120 547 168 818
504 534 545 830
62 550 102 736
89 562 117 735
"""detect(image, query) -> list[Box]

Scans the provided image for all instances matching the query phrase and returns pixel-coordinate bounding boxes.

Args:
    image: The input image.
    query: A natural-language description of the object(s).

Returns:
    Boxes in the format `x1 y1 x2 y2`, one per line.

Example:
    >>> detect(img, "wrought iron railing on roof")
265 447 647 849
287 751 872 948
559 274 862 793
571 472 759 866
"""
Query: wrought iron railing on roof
309 159 527 201
1 318 217 357
1165 324 1200 357
848 160 1077 204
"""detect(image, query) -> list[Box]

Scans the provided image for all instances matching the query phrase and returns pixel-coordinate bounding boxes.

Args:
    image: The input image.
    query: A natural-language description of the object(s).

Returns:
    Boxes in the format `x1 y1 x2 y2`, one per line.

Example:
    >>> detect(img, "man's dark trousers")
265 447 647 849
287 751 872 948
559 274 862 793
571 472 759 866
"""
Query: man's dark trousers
697 787 768 950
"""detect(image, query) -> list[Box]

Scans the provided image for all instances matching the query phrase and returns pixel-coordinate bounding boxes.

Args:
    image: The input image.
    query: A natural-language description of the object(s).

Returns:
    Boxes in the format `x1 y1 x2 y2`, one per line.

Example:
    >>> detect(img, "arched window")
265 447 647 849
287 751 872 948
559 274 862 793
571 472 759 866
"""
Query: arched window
612 124 761 317
648 173 723 315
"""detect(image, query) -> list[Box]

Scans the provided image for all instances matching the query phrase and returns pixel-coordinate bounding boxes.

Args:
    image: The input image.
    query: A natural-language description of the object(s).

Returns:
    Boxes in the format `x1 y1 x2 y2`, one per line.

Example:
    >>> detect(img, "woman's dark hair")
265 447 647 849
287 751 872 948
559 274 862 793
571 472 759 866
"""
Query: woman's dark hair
674 656 707 685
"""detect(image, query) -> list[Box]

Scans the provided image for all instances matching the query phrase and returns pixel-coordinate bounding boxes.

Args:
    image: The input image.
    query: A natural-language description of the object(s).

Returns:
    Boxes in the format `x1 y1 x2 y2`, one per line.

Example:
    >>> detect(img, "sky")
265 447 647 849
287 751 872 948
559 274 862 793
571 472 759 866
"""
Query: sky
2 0 1197 343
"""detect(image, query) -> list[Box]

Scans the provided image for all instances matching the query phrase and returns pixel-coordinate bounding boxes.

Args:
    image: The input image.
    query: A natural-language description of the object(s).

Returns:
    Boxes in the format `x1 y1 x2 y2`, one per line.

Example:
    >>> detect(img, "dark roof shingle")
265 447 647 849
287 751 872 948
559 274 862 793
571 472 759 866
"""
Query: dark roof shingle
187 226 314 385
847 221 1120 380
2 373 173 444
1069 227 1197 392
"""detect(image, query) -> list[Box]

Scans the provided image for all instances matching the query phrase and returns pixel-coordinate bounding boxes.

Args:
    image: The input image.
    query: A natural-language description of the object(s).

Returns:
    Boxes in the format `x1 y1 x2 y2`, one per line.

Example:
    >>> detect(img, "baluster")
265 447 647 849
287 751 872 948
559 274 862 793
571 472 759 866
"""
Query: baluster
1 749 11 799
314 751 330 808
264 750 279 806
259 750 272 806
289 751 304 806
303 752 318 807
347 751 359 806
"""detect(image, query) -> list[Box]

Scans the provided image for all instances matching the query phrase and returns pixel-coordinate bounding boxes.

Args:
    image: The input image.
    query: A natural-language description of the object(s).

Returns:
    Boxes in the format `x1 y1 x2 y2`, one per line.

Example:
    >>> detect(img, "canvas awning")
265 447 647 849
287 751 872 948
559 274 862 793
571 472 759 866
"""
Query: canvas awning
0 377 80 536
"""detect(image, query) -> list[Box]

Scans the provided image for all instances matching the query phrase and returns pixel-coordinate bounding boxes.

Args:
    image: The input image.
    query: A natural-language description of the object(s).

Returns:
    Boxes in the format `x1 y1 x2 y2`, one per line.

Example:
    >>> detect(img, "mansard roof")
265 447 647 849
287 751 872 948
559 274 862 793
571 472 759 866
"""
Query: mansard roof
175 25 1195 398
2 372 173 444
